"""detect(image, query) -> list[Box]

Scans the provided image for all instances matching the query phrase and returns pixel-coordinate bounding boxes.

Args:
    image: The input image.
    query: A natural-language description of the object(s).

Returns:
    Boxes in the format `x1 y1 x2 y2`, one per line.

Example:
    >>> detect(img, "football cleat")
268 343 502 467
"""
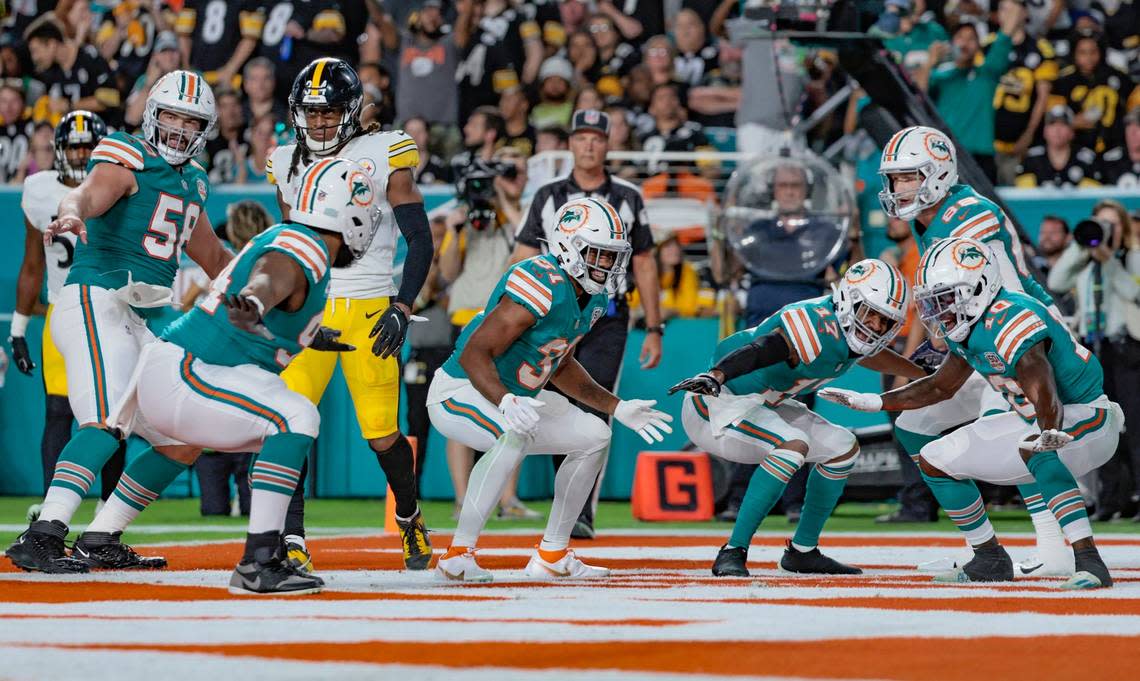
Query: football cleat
72 531 167 570
524 548 609 580
283 534 313 573
570 517 596 540
436 547 493 583
498 499 542 520
1061 546 1112 590
396 511 432 570
5 520 89 574
229 556 325 596
711 544 749 577
779 542 862 575
934 543 1014 583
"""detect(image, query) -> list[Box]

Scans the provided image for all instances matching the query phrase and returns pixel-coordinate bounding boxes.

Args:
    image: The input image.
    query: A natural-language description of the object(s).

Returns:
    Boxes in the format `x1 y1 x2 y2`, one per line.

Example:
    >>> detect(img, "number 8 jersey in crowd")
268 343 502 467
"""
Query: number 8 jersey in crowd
162 224 330 373
441 254 609 397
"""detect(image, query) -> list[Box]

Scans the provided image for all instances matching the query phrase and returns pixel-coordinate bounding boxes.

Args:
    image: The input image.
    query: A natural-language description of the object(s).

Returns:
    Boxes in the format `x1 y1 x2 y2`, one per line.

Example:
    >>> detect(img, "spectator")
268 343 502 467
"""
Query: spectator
882 0 949 70
94 0 161 93
1026 0 1071 40
1050 28 1140 153
531 56 575 130
991 0 1059 186
404 116 449 185
589 13 639 101
358 62 394 128
499 84 536 157
257 0 347 105
642 34 681 88
638 82 711 154
452 104 505 177
1015 105 1100 187
574 86 605 114
175 0 261 91
623 63 656 136
241 57 287 129
1034 215 1073 274
1097 108 1140 186
454 0 543 123
567 30 601 88
237 114 275 185
520 0 566 58
24 14 121 126
394 0 460 128
604 104 638 179
535 125 569 153
924 3 1023 182
15 121 54 184
652 236 717 318
0 83 34 184
204 89 248 185
607 0 652 42
1095 0 1139 81
124 30 182 130
672 9 719 87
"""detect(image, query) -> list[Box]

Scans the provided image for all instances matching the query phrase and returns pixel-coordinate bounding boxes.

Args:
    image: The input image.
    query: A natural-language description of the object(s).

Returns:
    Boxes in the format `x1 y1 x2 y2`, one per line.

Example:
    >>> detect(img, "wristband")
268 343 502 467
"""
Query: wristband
646 324 666 336
10 311 30 337
246 295 266 319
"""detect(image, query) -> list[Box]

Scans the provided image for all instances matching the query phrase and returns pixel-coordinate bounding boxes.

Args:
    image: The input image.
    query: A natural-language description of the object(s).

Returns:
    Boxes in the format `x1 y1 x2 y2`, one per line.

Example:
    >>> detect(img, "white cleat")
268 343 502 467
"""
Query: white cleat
435 548 493 583
1060 571 1107 590
916 550 973 573
524 549 610 580
1015 551 1075 578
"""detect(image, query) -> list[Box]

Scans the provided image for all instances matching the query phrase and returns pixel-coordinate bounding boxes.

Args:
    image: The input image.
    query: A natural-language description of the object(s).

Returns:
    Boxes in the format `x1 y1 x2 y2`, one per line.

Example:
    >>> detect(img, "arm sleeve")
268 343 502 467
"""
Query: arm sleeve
981 32 1013 78
392 202 432 308
995 307 1048 366
712 332 791 380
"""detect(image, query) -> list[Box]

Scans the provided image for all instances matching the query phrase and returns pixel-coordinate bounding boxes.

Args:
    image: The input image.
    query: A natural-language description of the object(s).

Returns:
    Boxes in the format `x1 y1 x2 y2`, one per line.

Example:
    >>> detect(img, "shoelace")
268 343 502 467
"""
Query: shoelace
30 531 66 560
400 520 431 554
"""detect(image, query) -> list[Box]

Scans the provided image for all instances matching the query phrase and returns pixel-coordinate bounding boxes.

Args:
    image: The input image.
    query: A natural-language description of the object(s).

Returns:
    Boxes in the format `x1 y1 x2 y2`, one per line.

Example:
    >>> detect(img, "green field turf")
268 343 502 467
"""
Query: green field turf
1 497 1137 545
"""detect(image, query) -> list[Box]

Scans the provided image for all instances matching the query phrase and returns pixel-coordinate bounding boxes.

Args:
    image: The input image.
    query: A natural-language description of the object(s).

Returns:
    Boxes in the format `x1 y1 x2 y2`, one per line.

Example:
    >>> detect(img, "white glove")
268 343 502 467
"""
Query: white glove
498 393 544 436
1021 428 1074 452
817 388 883 412
615 399 674 444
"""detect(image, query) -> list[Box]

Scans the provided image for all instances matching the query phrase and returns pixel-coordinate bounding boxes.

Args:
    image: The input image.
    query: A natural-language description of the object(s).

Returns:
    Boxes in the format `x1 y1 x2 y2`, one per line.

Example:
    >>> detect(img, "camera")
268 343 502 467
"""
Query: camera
455 159 518 230
1073 218 1109 249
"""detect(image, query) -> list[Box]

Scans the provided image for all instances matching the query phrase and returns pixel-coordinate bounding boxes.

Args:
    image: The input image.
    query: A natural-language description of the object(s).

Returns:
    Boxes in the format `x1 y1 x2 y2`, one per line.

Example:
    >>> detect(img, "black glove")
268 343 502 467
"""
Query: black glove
223 294 273 340
9 336 34 375
909 339 948 375
369 304 411 359
668 372 722 396
309 326 355 352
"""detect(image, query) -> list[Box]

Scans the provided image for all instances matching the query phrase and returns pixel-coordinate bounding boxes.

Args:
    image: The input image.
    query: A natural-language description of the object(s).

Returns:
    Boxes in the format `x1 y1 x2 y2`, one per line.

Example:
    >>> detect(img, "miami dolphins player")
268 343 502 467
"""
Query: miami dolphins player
5 70 232 574
84 159 378 593
670 259 926 576
266 57 434 572
9 111 127 521
429 198 672 582
878 124 1072 576
822 238 1121 589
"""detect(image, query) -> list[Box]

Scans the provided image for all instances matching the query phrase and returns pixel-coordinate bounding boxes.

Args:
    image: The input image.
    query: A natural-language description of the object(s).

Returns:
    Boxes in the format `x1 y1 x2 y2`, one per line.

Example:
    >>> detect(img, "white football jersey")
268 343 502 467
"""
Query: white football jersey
267 130 420 300
21 170 75 304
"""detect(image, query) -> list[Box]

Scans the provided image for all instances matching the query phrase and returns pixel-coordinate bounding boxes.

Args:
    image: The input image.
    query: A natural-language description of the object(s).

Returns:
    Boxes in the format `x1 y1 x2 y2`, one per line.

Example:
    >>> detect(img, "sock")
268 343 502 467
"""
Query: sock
728 449 804 549
248 433 312 534
99 441 127 502
374 433 418 519
791 455 857 551
540 445 605 552
41 395 74 491
1019 483 1049 514
87 447 188 533
1026 451 1093 544
283 459 307 538
895 428 939 465
1019 481 1067 548
539 546 568 563
39 427 122 525
920 471 995 547
453 432 528 549
242 530 281 564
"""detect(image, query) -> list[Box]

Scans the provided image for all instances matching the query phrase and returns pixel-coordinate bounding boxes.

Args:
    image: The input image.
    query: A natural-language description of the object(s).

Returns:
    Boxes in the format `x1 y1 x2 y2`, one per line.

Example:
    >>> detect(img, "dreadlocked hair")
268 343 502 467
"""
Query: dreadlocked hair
286 120 383 183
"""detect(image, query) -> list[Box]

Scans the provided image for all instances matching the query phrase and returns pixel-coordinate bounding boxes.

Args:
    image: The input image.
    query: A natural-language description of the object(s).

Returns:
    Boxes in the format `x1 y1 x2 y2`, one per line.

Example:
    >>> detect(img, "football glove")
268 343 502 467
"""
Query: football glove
308 327 355 352
667 372 721 396
909 339 948 374
1021 429 1074 452
498 394 544 436
818 388 883 412
614 399 674 444
9 336 34 375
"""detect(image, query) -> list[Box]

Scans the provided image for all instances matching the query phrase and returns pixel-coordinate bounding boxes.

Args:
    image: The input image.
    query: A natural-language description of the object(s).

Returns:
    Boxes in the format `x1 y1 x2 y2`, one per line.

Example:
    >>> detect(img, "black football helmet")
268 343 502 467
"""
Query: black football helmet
54 110 107 183
289 57 363 154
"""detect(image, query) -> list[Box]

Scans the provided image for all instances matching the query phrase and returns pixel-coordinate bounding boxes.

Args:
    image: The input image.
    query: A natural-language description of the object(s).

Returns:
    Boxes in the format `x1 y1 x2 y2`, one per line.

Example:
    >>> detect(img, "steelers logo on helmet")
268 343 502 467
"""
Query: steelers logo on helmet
290 58 364 155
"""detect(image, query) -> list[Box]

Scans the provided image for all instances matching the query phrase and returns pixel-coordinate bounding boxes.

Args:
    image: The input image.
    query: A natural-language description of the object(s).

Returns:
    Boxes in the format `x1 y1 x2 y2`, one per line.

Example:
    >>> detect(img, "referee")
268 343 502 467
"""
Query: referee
511 109 663 538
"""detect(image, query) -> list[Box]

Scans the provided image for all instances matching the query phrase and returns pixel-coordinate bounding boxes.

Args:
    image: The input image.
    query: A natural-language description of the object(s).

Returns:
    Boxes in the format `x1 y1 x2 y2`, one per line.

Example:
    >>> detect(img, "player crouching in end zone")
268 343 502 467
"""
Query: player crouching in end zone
91 159 380 595
821 238 1121 589
670 259 927 577
429 198 672 582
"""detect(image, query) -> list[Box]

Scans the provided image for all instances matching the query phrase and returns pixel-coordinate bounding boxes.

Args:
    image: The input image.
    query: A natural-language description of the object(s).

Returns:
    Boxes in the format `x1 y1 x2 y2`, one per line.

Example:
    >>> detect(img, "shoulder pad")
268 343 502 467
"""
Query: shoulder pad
91 132 146 170
384 129 419 171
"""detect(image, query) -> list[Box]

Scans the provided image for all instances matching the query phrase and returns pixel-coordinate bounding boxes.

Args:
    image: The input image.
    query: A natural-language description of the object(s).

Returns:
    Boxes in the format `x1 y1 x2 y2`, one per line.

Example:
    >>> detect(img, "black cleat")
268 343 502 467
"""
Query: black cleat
229 551 325 595
779 542 862 575
72 531 167 570
711 544 749 576
396 511 433 570
935 543 1013 583
571 517 596 540
5 520 89 574
1063 545 1113 589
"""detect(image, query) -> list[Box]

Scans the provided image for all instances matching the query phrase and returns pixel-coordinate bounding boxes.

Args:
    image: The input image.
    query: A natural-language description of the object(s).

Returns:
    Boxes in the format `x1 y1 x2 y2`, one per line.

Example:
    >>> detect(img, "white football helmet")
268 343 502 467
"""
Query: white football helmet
914 237 1002 342
288 158 382 261
833 258 909 355
878 125 958 220
548 197 632 295
142 70 217 166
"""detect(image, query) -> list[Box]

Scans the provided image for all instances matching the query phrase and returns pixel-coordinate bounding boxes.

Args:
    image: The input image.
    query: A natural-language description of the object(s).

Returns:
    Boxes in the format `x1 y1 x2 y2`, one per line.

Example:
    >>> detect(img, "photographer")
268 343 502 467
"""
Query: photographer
1047 200 1140 520
441 147 539 520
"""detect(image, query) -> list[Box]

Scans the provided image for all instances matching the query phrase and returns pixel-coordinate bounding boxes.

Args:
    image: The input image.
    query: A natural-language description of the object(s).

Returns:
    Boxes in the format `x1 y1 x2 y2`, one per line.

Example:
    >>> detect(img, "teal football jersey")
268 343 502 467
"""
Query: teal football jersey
717 295 859 404
162 224 330 374
948 289 1103 421
914 184 1052 306
67 131 211 290
443 254 609 398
